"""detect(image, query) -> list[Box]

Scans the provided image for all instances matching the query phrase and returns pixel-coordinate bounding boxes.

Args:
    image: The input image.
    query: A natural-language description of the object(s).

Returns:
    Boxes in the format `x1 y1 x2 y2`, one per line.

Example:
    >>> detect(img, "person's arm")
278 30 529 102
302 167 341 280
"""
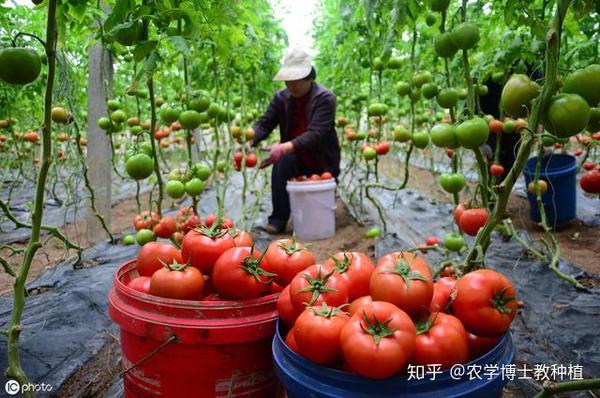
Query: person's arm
290 93 336 150
252 93 280 146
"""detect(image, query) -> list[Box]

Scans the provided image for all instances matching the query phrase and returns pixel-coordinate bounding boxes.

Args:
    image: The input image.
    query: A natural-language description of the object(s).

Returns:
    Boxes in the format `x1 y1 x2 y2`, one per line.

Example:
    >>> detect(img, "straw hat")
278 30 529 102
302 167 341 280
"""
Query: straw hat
273 48 313 81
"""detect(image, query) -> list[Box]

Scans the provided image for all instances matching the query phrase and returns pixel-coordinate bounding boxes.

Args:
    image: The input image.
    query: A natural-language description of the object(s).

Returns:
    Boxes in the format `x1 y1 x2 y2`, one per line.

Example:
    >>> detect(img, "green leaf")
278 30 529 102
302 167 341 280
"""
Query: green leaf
104 0 134 33
132 50 162 87
133 40 158 63
167 35 189 54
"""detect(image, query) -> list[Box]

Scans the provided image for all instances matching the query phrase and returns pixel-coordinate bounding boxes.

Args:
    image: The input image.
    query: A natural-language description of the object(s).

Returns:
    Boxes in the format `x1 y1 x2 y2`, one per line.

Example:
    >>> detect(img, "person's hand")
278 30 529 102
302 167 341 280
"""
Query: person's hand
259 142 294 169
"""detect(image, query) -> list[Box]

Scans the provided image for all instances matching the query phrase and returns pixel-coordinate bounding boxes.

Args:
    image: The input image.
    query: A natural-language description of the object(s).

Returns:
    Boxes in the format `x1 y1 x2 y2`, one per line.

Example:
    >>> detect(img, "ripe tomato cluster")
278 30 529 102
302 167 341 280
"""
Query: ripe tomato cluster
279 250 519 380
289 171 334 182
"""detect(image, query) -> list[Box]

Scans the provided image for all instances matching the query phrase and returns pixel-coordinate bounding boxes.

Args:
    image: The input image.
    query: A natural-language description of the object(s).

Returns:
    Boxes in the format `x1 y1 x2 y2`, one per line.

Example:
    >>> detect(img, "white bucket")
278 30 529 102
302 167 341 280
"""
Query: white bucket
286 179 337 240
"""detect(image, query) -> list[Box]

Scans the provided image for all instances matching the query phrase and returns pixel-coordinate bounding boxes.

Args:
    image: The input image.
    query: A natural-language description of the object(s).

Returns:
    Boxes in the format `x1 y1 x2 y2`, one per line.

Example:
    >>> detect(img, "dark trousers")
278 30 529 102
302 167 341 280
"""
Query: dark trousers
269 154 321 231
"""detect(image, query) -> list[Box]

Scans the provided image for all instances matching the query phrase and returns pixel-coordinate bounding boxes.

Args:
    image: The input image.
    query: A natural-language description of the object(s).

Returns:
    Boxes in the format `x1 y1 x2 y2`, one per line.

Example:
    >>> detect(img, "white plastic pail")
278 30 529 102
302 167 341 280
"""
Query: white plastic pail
286 179 336 240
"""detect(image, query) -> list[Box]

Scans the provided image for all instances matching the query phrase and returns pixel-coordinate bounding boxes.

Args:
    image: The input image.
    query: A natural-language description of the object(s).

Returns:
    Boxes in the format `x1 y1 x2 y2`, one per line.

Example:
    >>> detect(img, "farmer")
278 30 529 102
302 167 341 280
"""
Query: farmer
252 48 341 234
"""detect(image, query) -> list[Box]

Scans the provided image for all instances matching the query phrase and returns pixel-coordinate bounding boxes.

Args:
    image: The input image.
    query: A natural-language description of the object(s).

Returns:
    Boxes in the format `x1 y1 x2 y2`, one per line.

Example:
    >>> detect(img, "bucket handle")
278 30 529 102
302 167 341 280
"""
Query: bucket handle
119 334 177 377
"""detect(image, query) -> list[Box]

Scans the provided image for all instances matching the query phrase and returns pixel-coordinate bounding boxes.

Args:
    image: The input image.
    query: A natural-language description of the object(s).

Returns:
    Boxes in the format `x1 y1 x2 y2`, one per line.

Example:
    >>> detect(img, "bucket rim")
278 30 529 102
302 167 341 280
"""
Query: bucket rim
115 260 280 309
523 154 577 177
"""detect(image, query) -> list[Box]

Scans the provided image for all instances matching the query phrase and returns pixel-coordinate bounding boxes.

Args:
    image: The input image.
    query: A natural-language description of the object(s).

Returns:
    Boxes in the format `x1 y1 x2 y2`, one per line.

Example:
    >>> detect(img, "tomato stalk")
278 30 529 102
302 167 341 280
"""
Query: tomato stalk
490 287 516 314
5 0 57 393
147 78 164 216
241 246 276 284
415 312 439 335
533 377 600 398
359 313 397 346
381 258 429 288
461 0 573 274
298 267 338 306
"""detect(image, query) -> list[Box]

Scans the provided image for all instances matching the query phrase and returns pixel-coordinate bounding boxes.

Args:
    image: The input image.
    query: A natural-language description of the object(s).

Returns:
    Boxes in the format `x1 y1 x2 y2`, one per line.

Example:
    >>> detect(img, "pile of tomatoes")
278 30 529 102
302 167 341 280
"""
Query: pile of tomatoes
278 251 519 380
289 171 334 182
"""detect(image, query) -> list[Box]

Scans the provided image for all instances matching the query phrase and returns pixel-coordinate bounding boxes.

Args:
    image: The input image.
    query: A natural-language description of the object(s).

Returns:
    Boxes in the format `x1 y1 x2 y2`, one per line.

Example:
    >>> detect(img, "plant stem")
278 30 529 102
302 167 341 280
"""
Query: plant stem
534 378 600 398
5 0 58 393
147 78 164 216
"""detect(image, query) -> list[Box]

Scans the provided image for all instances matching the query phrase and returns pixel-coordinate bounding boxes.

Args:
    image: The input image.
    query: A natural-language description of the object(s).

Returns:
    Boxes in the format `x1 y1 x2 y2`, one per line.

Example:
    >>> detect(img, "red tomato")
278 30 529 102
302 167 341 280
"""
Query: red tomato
429 276 456 313
445 148 454 158
459 208 490 236
278 285 303 326
348 295 373 316
230 229 253 247
296 175 307 181
452 269 518 337
127 276 151 294
181 228 235 273
490 164 505 177
453 202 468 225
293 304 350 365
308 174 321 181
170 121 182 131
204 214 234 229
176 207 202 233
263 238 315 286
24 131 39 143
233 151 243 163
340 301 416 379
289 264 349 313
136 242 182 277
375 141 390 155
593 132 600 140
574 149 583 156
425 236 440 246
324 252 375 301
245 153 258 168
488 119 503 134
153 215 178 238
149 263 204 300
134 210 160 231
285 328 300 354
212 246 272 299
369 252 433 318
467 332 500 360
413 312 469 369
580 170 600 194
321 171 333 180
582 162 597 171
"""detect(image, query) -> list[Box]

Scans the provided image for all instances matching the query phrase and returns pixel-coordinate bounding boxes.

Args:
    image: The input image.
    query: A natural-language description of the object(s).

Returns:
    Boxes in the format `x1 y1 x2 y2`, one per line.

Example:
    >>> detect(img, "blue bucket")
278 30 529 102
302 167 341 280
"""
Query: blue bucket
272 321 515 398
523 154 577 228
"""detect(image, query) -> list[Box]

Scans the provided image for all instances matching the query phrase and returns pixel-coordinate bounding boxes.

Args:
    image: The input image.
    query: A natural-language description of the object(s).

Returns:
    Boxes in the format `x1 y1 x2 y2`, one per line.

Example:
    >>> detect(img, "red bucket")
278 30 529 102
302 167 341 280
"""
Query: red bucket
108 260 280 398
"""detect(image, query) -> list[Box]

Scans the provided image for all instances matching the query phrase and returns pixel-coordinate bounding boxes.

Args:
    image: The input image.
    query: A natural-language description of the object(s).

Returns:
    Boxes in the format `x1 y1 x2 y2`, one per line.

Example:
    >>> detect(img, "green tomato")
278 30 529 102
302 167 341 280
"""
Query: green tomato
387 57 402 70
107 99 121 110
492 72 504 84
179 110 202 130
396 81 411 96
410 88 421 103
562 64 600 106
477 84 489 96
185 178 205 196
110 110 127 124
216 160 228 172
434 32 458 58
421 83 439 99
455 117 490 149
125 153 154 180
166 180 186 199
458 89 468 100
450 23 480 50
356 131 367 140
130 125 143 135
363 147 377 160
439 173 466 193
425 14 437 26
393 125 412 142
190 96 211 113
0 47 42 85
373 57 386 71
98 117 112 130
412 131 430 149
500 74 541 117
437 88 459 109
139 142 153 157
544 93 591 138
207 103 221 118
412 71 433 87
122 234 136 245
541 133 556 147
443 232 465 252
588 107 600 132
136 229 156 246
160 107 181 124
502 120 516 134
367 103 389 117
365 227 381 238
430 123 459 148
193 163 212 181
